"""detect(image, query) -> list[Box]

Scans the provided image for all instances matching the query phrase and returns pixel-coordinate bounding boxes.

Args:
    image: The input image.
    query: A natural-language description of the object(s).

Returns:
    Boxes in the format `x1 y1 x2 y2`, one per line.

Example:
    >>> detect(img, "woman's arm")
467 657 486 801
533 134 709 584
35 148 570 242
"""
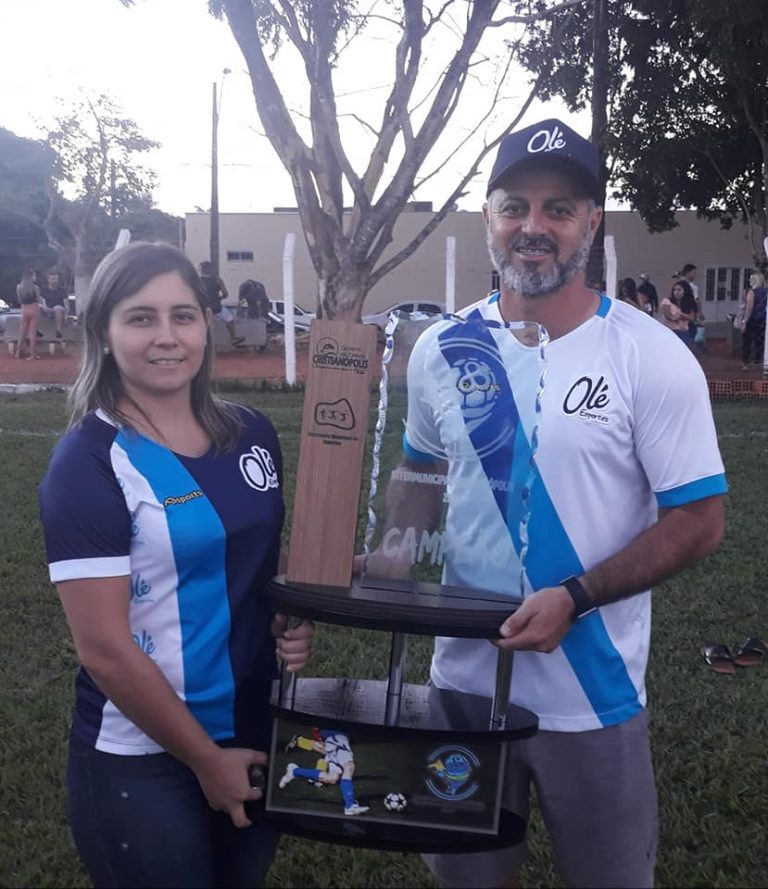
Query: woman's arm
662 299 680 322
743 289 755 325
58 575 265 827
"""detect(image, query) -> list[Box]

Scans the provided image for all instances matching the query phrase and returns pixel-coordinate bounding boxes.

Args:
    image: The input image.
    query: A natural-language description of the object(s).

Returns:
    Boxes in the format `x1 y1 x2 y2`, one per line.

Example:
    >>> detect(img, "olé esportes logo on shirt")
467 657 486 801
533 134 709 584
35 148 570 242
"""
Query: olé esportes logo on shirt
239 445 280 492
563 374 611 425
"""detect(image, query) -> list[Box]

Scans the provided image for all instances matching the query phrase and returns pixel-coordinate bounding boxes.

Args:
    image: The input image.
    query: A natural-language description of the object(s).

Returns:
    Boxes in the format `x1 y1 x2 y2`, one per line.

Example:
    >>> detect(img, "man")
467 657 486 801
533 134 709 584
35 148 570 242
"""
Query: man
238 278 270 320
377 119 726 887
279 729 369 816
638 272 659 316
39 270 69 339
198 261 244 346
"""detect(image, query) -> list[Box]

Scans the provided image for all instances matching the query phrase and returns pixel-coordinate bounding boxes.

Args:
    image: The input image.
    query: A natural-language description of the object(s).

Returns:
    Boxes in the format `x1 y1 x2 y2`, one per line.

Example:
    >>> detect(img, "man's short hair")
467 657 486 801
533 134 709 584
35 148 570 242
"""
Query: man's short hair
681 263 697 275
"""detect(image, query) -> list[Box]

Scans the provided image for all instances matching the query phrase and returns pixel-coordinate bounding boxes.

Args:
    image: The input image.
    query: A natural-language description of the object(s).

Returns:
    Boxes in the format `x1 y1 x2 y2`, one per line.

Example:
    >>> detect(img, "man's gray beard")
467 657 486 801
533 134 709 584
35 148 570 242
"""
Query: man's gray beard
487 234 592 299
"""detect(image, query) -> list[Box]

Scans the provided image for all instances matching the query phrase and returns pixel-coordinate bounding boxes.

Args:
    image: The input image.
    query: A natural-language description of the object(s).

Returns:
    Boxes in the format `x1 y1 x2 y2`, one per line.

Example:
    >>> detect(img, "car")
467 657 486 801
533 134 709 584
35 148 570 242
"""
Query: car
269 300 315 331
0 301 20 336
362 300 444 332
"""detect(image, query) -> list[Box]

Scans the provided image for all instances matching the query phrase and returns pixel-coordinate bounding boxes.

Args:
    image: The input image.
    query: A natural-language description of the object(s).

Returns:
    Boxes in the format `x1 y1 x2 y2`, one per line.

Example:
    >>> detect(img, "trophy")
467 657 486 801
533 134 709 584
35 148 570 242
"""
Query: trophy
256 311 548 851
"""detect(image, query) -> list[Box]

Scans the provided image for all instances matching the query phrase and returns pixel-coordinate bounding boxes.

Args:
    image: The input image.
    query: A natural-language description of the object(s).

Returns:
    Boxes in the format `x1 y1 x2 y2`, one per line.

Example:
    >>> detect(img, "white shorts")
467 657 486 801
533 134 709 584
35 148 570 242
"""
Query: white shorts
325 748 353 775
216 305 235 323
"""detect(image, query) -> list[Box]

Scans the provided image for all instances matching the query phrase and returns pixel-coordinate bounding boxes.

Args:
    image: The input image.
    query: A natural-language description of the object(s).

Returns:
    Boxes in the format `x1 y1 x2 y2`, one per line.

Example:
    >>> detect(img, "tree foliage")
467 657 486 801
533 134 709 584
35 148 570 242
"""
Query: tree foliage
515 0 768 265
44 93 162 290
0 108 178 302
200 0 582 319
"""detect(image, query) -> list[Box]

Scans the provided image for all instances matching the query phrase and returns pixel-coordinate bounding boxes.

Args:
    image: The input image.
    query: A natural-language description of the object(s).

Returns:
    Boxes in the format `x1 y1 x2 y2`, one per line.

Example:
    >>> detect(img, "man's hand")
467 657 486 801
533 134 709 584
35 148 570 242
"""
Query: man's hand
271 614 314 673
497 586 575 652
193 746 268 828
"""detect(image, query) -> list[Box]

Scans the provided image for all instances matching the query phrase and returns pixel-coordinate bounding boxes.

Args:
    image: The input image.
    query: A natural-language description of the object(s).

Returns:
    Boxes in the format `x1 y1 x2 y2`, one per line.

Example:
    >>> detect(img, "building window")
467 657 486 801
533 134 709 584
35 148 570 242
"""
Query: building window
226 250 254 262
704 266 748 301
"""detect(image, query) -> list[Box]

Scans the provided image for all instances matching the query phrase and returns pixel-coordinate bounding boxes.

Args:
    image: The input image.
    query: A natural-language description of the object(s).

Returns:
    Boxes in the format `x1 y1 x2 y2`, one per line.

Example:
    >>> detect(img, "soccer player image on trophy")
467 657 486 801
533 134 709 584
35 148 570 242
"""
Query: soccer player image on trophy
260 310 546 851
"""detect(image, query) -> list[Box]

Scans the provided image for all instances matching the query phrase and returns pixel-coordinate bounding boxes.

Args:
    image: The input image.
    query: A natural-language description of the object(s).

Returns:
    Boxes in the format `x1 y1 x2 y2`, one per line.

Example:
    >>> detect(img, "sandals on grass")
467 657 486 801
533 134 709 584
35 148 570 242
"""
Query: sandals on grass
700 638 767 674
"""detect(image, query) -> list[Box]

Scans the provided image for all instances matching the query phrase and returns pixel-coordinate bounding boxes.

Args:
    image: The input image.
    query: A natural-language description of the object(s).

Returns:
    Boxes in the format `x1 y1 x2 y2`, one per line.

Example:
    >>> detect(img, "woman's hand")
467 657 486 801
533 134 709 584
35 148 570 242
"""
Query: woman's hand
271 614 314 672
192 746 268 828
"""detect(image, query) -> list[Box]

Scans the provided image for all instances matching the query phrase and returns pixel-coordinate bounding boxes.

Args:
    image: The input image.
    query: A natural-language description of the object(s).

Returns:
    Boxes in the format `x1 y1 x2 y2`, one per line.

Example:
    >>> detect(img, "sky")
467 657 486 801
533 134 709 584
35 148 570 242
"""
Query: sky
1 0 590 218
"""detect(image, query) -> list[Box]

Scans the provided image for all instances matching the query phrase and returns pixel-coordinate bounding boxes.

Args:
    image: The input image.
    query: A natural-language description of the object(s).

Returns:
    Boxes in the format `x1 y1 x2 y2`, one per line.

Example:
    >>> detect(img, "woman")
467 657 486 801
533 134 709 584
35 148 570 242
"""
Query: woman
617 277 643 310
38 242 313 888
15 268 42 359
741 271 767 370
660 281 696 345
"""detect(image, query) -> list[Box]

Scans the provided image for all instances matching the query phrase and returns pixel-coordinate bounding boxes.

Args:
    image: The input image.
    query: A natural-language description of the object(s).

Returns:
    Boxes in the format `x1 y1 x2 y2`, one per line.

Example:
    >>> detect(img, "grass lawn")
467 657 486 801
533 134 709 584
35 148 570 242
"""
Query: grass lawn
0 390 766 888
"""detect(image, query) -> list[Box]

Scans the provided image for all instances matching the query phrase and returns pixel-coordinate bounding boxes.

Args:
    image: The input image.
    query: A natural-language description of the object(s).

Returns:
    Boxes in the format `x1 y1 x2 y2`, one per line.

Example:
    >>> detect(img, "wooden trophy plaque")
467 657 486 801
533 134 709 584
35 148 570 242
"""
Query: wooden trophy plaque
286 319 378 588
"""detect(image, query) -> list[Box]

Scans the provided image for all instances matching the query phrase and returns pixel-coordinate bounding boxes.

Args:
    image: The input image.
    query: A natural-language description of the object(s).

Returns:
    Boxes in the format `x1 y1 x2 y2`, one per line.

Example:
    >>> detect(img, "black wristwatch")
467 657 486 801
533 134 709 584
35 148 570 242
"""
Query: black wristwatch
561 576 597 621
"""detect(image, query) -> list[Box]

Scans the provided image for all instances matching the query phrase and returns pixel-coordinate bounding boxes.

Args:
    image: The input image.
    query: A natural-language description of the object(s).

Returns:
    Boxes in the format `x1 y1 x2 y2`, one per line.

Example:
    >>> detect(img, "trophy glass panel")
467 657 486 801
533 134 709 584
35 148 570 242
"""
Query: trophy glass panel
362 310 548 602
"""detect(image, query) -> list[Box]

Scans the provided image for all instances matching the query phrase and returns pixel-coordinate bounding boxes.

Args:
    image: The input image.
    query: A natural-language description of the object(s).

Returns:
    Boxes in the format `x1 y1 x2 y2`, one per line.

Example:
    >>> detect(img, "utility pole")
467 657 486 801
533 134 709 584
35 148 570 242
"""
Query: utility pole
210 81 220 276
587 0 610 290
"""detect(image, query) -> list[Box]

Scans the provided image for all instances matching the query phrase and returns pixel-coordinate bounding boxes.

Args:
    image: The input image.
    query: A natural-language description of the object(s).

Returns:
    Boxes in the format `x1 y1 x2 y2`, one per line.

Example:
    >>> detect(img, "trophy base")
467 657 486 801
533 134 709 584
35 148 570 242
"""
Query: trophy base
266 574 522 638
246 803 526 853
270 677 537 741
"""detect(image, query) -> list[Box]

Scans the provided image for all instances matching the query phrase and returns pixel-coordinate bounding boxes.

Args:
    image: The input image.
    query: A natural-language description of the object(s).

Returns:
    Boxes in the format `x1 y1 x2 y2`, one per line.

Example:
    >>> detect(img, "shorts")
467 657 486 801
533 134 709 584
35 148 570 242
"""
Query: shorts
422 709 657 889
216 305 235 323
325 749 354 775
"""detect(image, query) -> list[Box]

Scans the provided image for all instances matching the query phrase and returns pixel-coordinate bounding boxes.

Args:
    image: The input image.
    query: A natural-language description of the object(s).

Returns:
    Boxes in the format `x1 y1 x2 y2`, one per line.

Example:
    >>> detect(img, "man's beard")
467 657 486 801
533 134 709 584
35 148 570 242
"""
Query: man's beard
487 230 592 299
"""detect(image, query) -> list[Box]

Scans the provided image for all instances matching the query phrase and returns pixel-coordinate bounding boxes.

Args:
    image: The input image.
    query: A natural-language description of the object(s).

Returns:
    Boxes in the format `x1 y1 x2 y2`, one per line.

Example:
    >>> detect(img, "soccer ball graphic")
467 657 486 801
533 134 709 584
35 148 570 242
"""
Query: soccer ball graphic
452 357 499 420
383 792 408 812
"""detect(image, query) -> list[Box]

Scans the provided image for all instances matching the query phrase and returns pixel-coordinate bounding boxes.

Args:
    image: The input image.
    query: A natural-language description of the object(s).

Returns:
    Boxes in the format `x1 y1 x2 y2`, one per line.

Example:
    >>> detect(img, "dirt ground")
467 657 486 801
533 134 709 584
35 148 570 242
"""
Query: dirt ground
0 335 762 387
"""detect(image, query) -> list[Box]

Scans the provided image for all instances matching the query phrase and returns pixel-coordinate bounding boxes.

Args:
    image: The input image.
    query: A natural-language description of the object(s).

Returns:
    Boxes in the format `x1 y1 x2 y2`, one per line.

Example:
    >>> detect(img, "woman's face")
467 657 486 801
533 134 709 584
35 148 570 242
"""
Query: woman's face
106 270 210 404
672 284 684 300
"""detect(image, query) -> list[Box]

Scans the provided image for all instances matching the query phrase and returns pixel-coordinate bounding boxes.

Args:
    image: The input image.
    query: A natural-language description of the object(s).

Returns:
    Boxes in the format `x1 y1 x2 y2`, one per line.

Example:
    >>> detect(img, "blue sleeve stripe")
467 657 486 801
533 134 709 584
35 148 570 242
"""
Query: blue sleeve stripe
402 433 437 464
595 294 611 317
655 473 728 508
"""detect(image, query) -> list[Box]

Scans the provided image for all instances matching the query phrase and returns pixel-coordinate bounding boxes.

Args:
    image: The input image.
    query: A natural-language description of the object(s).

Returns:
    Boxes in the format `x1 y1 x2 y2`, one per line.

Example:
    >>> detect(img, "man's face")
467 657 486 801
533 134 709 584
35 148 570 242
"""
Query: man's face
47 274 59 289
685 268 697 282
484 167 602 299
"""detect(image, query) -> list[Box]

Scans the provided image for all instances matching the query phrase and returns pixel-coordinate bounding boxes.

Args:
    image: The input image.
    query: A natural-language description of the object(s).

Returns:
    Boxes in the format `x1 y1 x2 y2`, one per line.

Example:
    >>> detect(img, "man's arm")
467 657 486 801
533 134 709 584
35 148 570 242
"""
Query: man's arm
218 276 229 299
498 494 725 652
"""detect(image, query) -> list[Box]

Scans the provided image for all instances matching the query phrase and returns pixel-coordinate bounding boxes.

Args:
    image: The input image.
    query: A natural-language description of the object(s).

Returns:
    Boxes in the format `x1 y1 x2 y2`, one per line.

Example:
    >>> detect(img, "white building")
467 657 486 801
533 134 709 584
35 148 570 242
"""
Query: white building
185 208 757 322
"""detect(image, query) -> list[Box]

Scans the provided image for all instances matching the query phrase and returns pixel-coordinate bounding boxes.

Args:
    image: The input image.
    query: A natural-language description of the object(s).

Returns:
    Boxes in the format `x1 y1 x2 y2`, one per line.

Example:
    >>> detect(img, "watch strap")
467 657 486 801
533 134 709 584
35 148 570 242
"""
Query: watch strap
561 576 597 621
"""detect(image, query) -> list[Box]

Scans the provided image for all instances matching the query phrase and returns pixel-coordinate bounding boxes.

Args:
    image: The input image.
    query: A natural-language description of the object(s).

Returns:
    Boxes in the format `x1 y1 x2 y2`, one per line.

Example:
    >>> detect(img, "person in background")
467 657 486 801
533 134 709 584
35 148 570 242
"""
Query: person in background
39 270 69 339
239 279 270 321
199 260 244 346
661 281 697 346
38 242 314 888
638 272 659 316
15 268 41 360
617 277 643 309
741 271 767 371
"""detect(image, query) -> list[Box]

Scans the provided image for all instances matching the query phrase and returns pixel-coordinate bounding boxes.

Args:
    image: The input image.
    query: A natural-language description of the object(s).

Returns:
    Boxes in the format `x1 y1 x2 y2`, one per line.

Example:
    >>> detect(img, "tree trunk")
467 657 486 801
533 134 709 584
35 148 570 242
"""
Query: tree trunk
318 262 372 322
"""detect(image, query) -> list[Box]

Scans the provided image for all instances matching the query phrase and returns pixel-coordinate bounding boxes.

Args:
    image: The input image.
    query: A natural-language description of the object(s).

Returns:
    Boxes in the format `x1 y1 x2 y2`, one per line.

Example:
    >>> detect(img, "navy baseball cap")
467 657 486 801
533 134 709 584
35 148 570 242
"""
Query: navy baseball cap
487 118 602 201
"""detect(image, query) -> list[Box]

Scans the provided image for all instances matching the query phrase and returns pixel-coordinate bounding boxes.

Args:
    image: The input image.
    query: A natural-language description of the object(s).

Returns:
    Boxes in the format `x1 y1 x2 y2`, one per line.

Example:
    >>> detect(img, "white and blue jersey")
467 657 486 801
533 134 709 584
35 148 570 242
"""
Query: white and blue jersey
404 294 727 731
39 405 284 754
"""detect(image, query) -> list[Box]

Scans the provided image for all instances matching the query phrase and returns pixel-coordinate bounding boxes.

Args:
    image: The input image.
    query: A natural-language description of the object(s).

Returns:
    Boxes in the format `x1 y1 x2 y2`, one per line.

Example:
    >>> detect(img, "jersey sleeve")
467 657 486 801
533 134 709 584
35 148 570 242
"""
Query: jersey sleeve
38 430 132 583
632 339 727 507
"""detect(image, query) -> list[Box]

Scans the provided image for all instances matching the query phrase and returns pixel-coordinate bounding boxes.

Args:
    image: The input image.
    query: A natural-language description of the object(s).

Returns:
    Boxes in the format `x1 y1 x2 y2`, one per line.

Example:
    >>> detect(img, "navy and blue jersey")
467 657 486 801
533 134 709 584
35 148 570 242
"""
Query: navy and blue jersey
39 405 284 754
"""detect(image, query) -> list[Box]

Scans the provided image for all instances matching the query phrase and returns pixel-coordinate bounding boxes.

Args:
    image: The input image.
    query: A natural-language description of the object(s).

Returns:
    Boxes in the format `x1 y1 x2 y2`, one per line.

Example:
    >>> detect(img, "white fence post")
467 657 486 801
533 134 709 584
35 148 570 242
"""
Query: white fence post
445 236 456 314
283 233 297 386
763 237 768 376
604 235 617 299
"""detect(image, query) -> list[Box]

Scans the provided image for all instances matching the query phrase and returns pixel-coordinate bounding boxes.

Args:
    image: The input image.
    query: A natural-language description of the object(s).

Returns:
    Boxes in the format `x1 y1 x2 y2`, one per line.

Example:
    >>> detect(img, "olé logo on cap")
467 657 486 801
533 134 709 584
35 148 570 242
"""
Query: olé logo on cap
527 125 566 155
